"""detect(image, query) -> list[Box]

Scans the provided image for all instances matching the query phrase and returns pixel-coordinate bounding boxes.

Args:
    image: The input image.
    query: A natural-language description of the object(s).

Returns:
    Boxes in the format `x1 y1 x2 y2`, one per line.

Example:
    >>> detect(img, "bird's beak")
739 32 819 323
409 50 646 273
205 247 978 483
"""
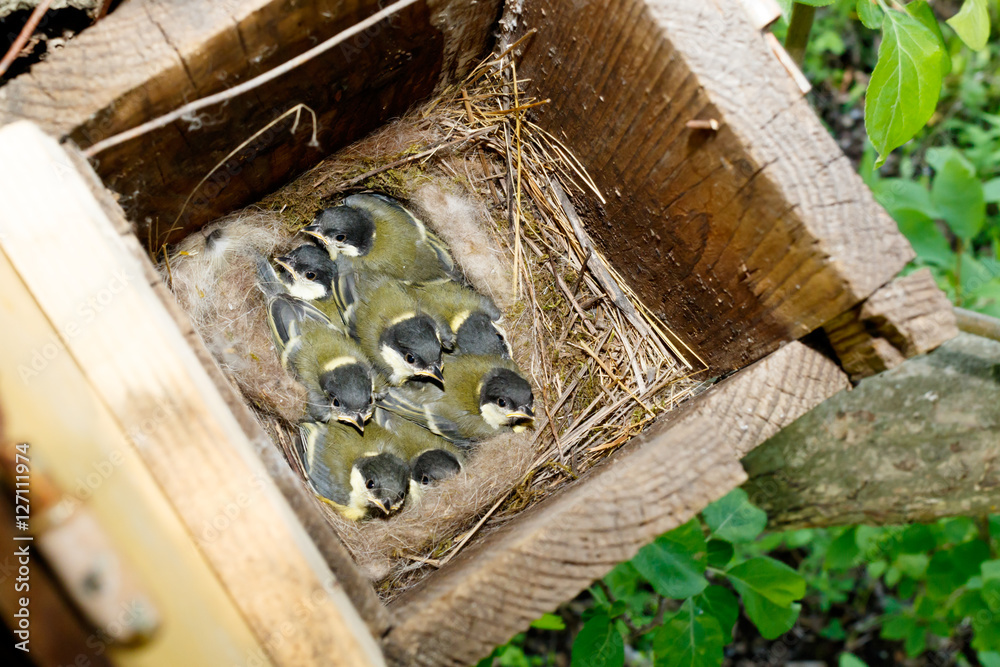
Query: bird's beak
372 498 391 515
301 226 327 245
414 365 445 384
273 258 296 277
338 413 365 433
506 408 534 423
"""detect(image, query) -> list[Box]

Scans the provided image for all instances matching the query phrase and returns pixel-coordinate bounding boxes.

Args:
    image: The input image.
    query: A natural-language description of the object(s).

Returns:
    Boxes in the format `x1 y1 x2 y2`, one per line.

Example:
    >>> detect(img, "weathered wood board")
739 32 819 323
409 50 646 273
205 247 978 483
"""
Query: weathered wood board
0 121 385 667
383 341 849 667
512 0 914 373
0 0 501 247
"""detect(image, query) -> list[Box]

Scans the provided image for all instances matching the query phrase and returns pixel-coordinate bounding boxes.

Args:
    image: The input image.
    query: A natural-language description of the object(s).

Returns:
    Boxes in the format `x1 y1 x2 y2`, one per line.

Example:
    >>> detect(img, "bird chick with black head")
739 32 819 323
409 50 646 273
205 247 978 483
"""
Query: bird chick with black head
375 408 464 494
344 274 454 387
269 243 349 323
302 193 457 284
378 354 535 445
265 292 377 430
297 421 410 520
404 280 511 358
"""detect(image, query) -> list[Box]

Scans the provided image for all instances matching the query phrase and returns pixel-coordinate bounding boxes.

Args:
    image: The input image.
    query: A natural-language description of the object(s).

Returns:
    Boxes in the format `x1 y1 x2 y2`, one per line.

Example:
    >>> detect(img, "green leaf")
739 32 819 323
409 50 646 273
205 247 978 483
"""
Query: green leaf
984 178 1000 203
899 525 936 553
571 614 625 667
706 540 734 569
865 9 944 167
905 627 927 658
983 560 1000 581
826 527 861 570
980 652 1000 667
741 593 801 639
653 600 724 667
666 519 709 554
896 215 955 267
839 654 869 667
531 613 566 631
947 0 990 51
821 619 847 641
693 586 739 636
796 0 835 5
856 0 883 29
926 540 991 598
702 489 768 544
726 557 806 607
894 554 930 580
930 148 986 241
882 613 918 640
633 532 707 599
906 1 952 76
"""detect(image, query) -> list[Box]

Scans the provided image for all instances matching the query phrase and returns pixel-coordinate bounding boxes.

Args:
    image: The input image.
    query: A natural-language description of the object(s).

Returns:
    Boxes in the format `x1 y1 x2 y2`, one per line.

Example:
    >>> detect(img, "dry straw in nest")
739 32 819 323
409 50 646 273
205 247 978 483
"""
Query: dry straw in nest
164 40 708 597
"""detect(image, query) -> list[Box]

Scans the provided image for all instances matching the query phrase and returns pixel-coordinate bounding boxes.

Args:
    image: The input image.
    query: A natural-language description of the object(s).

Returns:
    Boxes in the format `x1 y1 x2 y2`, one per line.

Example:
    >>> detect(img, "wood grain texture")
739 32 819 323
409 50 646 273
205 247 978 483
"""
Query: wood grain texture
0 121 384 667
383 341 849 667
738 0 782 30
514 0 913 374
0 0 500 247
745 333 1000 529
62 141 391 637
824 268 959 380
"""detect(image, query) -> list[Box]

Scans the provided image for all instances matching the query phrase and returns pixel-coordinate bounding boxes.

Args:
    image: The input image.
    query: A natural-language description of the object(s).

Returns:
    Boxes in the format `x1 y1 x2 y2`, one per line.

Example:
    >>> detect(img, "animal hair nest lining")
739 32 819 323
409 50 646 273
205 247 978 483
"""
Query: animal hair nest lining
160 49 707 598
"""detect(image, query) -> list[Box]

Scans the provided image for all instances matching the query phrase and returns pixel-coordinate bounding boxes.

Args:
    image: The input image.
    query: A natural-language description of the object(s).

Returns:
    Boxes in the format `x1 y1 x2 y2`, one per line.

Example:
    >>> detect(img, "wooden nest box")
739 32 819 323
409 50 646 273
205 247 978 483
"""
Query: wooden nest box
0 1 957 665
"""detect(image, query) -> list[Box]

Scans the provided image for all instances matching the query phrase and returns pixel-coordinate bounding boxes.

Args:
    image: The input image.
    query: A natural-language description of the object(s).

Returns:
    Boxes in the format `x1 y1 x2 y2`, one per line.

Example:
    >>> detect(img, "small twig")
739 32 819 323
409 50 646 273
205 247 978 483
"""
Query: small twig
685 119 720 131
570 341 655 416
547 257 598 336
785 2 817 66
0 0 53 79
83 0 420 157
571 248 592 296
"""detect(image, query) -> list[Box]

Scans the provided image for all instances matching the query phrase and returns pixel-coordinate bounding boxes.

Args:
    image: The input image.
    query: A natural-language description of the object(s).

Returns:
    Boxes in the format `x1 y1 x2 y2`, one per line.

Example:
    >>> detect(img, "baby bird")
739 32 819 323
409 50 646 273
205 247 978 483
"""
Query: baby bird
302 193 457 283
266 292 376 430
343 273 453 386
404 280 511 358
376 408 464 489
378 354 535 446
297 421 410 520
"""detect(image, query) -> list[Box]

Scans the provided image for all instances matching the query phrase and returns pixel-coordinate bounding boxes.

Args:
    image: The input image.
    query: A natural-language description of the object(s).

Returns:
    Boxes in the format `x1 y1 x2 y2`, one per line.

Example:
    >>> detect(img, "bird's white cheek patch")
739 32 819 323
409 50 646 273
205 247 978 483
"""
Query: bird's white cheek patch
381 345 413 384
480 403 509 430
288 279 328 302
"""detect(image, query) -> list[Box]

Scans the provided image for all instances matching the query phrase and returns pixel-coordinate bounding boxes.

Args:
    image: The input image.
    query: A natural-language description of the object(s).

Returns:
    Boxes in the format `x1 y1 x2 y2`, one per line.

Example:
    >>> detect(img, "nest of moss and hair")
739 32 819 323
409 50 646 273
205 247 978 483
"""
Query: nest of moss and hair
161 46 708 599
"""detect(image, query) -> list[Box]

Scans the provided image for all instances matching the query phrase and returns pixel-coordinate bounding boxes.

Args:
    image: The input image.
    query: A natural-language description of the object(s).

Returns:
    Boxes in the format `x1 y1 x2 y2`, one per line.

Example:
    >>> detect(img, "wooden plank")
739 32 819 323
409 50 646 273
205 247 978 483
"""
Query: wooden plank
824 268 959 381
60 142 391 638
0 0 501 247
745 333 1000 529
738 0 782 30
0 249 261 666
0 121 384 667
383 341 849 667
514 0 913 374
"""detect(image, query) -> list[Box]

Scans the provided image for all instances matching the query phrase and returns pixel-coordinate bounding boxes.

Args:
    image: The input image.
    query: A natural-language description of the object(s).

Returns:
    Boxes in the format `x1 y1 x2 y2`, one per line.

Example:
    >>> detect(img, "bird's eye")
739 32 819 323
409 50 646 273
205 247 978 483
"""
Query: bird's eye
497 332 505 341
421 475 431 484
305 271 317 280
365 479 375 490
405 353 416 364
335 234 347 243
332 397 341 407
497 398 508 408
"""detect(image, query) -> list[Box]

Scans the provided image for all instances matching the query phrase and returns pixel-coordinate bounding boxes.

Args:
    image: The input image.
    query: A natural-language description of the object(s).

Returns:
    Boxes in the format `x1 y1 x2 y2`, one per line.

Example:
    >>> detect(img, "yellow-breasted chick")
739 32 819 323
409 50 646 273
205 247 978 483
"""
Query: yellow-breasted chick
302 193 457 283
377 354 535 446
342 272 454 386
297 421 410 520
266 293 377 430
375 408 463 491
403 280 511 358
270 243 346 323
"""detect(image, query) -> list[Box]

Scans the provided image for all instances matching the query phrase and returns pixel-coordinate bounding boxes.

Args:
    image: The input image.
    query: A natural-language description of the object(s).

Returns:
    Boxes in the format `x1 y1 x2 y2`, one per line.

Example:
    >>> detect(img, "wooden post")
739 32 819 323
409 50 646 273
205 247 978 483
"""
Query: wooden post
0 121 384 667
383 341 849 667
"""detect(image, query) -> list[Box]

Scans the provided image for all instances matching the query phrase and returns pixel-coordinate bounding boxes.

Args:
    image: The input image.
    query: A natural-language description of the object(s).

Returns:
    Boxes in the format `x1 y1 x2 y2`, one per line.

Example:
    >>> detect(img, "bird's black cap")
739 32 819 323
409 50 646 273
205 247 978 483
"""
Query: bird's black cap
411 449 461 486
309 206 375 255
319 364 373 416
455 311 509 357
280 245 338 289
481 368 534 415
357 453 410 515
383 315 443 376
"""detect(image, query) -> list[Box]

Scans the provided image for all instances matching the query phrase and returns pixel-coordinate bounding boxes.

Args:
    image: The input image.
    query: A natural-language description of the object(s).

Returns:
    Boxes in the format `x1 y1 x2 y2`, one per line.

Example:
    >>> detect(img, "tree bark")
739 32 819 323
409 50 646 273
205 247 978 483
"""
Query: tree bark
744 333 1000 529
